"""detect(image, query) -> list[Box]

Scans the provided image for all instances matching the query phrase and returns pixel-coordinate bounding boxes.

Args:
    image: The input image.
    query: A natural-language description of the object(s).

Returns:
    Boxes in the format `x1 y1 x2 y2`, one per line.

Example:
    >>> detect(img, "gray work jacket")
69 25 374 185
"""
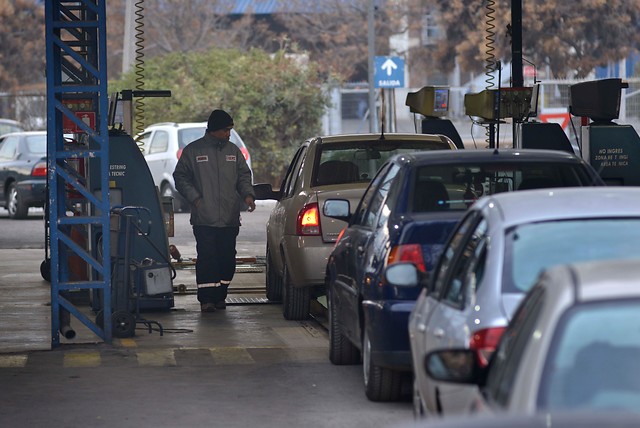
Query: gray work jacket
173 133 254 227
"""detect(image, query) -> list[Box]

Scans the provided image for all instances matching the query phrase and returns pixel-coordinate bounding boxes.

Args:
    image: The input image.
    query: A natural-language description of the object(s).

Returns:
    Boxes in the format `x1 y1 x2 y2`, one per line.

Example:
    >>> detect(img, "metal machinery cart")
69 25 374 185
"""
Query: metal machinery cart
95 205 171 338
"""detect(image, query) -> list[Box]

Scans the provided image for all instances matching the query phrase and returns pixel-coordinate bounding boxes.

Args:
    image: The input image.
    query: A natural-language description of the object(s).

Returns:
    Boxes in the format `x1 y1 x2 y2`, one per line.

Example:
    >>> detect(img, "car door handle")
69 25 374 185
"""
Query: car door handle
433 328 444 338
416 323 426 332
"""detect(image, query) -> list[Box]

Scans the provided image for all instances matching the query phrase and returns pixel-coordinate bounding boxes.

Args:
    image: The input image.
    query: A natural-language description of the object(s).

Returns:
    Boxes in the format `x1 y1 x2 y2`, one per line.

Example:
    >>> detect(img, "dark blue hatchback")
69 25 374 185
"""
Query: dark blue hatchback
323 148 603 402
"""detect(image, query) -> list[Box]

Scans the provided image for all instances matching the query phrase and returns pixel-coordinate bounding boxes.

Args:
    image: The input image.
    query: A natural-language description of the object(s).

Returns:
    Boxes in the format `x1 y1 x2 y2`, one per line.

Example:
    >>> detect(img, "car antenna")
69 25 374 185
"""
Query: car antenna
379 119 386 140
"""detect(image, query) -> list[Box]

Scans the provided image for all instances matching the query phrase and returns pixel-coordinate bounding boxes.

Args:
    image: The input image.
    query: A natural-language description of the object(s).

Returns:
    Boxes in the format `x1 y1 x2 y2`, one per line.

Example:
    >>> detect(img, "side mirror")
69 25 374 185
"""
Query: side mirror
253 183 282 201
323 199 351 223
384 262 419 287
384 262 430 288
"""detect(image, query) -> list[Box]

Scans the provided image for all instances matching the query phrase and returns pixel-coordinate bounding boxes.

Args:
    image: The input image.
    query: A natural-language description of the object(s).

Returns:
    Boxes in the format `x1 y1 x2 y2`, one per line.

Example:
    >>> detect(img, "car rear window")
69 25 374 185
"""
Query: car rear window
412 162 594 212
539 299 640 412
314 139 450 186
25 135 47 154
178 127 206 148
504 219 640 294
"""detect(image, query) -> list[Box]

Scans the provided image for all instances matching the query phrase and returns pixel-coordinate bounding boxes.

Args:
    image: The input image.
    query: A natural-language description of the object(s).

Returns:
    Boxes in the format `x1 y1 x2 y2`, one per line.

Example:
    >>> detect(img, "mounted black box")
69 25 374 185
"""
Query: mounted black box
569 78 629 122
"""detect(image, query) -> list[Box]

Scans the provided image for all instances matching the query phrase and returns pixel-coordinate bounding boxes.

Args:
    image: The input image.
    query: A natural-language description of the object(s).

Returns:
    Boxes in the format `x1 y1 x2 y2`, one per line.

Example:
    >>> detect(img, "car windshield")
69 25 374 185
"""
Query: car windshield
538 299 640 412
504 219 640 293
314 139 449 186
178 127 205 148
412 162 593 212
25 135 47 154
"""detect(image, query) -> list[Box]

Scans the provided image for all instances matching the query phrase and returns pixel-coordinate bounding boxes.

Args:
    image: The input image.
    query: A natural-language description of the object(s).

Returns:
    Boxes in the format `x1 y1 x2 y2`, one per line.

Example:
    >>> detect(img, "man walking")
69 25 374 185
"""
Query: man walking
173 109 256 312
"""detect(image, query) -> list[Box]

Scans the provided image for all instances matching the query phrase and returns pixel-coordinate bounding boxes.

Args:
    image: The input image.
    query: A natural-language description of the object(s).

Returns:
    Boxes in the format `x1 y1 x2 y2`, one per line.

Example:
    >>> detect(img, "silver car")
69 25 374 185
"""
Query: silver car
254 133 457 320
407 187 640 417
423 256 640 415
393 412 640 428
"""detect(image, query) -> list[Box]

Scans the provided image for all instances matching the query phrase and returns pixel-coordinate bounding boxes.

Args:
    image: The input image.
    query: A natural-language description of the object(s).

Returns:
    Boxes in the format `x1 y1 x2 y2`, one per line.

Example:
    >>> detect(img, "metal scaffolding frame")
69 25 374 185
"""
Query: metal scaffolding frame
45 0 112 346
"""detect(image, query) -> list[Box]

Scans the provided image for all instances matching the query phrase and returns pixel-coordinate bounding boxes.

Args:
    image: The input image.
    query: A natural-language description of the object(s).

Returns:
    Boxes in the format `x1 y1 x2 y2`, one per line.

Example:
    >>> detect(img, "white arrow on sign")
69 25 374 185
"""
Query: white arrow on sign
381 58 397 76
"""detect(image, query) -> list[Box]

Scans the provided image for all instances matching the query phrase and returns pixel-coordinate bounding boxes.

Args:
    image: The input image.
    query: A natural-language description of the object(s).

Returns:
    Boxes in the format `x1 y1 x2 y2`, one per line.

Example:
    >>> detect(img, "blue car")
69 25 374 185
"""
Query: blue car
323 148 603 402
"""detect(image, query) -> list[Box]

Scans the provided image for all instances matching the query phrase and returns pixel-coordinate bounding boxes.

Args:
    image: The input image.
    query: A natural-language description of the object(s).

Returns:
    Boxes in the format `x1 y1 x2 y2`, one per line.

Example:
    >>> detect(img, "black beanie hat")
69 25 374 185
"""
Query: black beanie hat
207 109 234 132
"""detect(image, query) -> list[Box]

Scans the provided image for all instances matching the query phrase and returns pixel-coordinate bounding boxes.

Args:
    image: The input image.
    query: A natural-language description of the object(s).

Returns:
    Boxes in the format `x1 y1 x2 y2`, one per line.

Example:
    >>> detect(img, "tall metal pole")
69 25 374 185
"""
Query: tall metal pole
367 0 377 133
46 0 113 346
122 0 136 74
511 0 523 87
511 0 523 148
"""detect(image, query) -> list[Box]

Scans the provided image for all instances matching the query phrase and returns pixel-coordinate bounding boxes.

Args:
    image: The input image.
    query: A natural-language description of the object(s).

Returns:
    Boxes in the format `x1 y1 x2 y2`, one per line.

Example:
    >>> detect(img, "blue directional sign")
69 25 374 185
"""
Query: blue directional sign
374 56 405 88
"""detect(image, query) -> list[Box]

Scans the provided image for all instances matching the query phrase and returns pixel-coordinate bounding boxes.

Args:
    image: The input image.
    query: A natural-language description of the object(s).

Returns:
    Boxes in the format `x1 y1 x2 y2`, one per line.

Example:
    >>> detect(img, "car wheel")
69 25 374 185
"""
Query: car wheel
265 246 282 301
281 263 310 320
328 286 360 365
363 329 403 401
7 182 29 219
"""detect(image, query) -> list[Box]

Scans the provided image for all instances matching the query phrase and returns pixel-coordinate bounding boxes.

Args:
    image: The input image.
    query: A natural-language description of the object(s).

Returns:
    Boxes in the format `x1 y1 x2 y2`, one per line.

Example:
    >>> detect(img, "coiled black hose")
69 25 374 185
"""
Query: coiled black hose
133 0 145 136
484 0 497 146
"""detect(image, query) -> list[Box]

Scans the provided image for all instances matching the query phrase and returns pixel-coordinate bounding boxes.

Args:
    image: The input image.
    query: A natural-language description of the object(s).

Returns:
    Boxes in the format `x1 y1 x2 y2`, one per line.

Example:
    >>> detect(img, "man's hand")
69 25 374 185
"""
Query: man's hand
245 196 256 212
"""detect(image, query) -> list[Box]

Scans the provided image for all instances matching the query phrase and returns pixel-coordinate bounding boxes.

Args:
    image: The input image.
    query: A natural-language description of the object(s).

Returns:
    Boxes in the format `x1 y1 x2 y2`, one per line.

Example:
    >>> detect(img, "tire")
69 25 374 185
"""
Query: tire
112 310 136 338
40 259 51 282
7 182 29 219
96 310 136 338
363 329 403 401
281 263 310 320
328 286 360 365
265 246 283 301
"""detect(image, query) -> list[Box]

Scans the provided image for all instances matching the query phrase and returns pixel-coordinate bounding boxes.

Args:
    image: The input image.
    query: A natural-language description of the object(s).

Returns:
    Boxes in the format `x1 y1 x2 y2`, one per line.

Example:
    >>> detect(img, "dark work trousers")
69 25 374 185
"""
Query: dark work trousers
193 225 239 304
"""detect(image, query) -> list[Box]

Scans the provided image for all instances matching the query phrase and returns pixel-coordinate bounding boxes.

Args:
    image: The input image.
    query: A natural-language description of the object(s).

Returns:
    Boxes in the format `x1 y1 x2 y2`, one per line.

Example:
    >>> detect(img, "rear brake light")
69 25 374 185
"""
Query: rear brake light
32 161 47 177
387 244 426 272
296 203 321 236
469 327 507 367
177 148 183 159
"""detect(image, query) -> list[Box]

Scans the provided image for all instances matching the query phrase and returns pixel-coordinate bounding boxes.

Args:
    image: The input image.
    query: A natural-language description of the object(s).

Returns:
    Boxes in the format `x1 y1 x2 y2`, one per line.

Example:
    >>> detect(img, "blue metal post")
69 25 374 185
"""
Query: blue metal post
45 0 112 346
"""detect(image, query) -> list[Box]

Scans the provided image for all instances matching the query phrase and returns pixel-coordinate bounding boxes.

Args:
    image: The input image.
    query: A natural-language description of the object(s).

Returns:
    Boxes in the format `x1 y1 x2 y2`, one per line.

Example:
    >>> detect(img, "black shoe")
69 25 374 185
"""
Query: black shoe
214 300 227 310
201 303 216 312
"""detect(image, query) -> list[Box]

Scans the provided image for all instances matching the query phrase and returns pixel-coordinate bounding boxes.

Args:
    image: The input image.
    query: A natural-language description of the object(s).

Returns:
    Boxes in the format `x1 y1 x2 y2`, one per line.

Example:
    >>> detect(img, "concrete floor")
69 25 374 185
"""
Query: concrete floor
0 249 414 428
0 248 277 353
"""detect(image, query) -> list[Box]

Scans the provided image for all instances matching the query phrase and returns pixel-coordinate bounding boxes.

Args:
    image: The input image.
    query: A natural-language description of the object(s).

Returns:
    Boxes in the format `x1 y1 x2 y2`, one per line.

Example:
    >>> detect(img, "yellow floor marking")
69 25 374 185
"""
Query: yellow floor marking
136 349 176 366
0 354 28 368
118 338 137 347
210 347 254 365
63 352 101 368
